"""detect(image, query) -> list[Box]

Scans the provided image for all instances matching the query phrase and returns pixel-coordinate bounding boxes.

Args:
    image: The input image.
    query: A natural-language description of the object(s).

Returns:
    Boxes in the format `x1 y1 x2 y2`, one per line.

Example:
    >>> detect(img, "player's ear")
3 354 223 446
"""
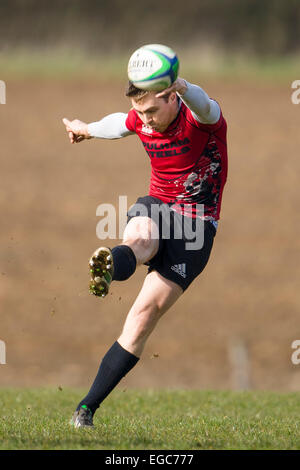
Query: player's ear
170 92 177 102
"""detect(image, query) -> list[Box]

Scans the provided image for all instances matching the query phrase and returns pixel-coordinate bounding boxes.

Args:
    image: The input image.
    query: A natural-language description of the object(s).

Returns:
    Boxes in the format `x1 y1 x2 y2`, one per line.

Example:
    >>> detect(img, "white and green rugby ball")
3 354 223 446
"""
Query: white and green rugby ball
127 44 179 92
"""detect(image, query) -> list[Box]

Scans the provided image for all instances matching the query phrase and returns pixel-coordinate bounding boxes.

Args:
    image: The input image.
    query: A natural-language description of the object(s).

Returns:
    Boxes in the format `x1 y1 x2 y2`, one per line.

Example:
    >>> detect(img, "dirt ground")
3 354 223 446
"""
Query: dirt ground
1 78 300 392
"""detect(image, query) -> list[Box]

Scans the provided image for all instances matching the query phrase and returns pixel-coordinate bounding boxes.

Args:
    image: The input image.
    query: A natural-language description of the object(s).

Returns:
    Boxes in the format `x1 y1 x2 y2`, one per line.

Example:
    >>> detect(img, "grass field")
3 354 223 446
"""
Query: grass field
0 388 299 450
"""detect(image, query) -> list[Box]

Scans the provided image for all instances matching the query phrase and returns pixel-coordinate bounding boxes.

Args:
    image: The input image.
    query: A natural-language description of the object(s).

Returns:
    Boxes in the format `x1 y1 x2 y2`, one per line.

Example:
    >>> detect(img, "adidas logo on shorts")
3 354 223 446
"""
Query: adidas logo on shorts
171 263 187 278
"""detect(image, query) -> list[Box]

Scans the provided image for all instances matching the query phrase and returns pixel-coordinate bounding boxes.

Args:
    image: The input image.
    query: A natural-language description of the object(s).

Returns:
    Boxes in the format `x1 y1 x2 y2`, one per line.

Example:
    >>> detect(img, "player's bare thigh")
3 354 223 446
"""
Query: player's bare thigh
118 270 183 357
122 216 159 265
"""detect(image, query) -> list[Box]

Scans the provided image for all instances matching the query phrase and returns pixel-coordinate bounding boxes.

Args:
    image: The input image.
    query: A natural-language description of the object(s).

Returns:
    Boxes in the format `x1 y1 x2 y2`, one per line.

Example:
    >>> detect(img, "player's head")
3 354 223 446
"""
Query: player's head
126 82 178 133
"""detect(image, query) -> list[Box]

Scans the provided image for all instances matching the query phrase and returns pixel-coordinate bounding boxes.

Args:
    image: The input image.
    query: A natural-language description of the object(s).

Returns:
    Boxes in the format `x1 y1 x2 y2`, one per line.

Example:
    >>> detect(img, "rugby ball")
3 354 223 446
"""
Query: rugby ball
127 44 179 92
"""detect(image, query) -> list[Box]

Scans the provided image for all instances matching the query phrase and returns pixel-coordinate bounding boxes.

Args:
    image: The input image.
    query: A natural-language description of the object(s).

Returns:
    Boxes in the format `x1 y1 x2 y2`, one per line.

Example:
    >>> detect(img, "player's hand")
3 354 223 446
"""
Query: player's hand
62 118 92 144
155 77 188 99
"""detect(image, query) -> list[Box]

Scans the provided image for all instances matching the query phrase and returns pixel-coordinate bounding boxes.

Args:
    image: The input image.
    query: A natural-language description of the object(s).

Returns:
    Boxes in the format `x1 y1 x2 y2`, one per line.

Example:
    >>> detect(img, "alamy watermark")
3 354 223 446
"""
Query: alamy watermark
291 340 300 365
0 340 6 364
96 196 205 250
0 80 6 104
291 80 300 105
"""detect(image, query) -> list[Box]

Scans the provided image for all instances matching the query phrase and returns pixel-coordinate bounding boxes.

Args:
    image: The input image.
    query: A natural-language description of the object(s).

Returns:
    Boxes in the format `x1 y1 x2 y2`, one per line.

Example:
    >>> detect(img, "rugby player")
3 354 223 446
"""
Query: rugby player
63 76 228 427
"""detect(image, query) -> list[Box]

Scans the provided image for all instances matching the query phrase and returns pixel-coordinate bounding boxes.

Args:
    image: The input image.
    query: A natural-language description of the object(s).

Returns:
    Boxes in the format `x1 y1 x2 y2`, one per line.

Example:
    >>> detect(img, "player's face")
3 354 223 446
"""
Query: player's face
131 92 178 133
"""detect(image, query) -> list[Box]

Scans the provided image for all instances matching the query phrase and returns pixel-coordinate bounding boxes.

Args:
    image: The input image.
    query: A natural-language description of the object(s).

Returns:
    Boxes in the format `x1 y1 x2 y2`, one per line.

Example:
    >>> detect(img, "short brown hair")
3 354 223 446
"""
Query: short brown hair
125 81 171 102
125 81 149 100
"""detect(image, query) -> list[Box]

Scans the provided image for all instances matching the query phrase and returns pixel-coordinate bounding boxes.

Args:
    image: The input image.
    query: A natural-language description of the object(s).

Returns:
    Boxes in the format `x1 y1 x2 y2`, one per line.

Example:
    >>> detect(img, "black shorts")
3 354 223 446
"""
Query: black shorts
127 195 217 291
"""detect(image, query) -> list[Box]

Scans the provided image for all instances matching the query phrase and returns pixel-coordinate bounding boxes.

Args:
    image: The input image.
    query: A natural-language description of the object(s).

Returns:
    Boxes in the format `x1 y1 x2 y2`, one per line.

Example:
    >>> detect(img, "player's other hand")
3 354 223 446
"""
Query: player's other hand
155 77 188 99
62 118 92 144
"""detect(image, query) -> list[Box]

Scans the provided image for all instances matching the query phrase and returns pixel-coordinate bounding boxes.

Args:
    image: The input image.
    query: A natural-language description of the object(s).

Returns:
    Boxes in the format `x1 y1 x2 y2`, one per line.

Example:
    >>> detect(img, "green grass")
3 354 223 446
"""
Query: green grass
0 48 299 83
0 49 128 81
0 388 299 450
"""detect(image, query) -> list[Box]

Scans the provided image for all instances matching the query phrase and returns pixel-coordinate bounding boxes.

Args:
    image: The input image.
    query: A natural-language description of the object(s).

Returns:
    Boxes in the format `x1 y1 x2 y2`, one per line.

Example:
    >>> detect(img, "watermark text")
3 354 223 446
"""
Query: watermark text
291 340 300 365
291 80 300 104
0 80 6 104
0 340 6 364
96 196 205 250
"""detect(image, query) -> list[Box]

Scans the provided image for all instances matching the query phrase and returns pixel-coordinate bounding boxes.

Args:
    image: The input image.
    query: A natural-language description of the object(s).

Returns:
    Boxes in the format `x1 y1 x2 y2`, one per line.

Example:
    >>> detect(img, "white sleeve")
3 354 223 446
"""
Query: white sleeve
177 81 221 125
87 112 134 139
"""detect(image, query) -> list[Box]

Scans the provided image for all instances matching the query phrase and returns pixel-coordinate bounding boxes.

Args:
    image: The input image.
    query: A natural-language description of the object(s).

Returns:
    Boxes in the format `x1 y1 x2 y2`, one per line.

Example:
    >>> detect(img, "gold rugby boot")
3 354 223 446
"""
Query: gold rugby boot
89 247 114 298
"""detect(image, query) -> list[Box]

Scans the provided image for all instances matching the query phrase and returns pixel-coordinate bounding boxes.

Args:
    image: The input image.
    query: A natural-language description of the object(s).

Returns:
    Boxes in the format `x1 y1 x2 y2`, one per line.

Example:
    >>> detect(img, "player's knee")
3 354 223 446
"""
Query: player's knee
119 303 161 356
123 233 158 263
131 235 153 252
123 217 158 246
132 303 161 340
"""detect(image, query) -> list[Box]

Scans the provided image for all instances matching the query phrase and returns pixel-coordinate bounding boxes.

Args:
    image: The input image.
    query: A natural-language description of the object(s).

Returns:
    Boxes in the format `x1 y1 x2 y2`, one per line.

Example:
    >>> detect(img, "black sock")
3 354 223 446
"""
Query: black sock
76 341 139 415
111 245 137 281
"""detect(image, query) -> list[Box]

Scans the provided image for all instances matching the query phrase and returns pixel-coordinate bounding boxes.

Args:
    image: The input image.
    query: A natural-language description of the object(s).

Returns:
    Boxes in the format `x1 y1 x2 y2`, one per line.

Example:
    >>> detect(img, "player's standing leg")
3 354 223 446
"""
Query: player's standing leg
71 271 182 427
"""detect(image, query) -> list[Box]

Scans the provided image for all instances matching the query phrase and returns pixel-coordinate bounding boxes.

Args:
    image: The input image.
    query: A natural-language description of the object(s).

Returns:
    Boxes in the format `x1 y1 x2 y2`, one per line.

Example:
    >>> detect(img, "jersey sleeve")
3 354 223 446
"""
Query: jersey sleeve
184 103 225 133
87 113 133 139
125 108 138 133
177 81 220 124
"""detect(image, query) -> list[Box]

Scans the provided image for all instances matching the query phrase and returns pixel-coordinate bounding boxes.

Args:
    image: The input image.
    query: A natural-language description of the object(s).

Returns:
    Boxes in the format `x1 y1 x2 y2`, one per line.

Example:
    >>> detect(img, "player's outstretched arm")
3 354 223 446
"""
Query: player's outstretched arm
87 113 134 139
156 77 220 125
62 113 134 143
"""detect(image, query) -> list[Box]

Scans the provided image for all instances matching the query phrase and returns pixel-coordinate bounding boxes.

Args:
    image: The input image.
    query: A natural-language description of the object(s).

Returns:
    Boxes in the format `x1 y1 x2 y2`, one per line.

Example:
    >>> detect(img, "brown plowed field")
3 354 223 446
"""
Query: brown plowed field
1 79 300 391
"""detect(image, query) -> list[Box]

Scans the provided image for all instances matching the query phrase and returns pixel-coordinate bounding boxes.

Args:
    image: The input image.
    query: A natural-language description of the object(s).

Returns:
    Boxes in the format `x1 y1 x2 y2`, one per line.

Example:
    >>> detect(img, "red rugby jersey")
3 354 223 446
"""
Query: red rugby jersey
125 100 228 221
